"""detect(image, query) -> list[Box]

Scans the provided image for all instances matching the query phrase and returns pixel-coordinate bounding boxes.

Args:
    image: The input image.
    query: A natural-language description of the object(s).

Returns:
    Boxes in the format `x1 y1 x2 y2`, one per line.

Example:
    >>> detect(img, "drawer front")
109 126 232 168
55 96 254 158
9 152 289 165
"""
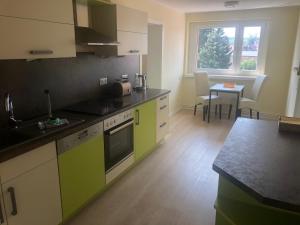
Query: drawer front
157 104 169 124
0 16 76 59
158 95 169 108
156 95 169 143
0 0 74 24
0 142 56 183
157 120 169 143
117 31 148 55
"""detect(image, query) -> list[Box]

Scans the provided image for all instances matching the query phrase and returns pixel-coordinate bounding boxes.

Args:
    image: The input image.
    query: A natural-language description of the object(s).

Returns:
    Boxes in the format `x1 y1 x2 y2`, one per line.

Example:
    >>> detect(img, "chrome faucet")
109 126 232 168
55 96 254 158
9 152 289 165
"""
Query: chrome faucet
4 93 21 127
44 89 53 120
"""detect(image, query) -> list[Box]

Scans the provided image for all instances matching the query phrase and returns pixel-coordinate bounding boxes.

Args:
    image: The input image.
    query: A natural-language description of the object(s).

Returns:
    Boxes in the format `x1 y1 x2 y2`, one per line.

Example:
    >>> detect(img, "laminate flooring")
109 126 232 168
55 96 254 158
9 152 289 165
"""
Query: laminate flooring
67 109 234 225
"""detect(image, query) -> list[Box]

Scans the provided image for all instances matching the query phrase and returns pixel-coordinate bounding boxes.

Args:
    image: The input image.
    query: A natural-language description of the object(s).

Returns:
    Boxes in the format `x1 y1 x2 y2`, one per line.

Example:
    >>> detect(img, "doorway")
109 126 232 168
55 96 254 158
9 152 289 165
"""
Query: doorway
286 14 300 117
142 23 163 89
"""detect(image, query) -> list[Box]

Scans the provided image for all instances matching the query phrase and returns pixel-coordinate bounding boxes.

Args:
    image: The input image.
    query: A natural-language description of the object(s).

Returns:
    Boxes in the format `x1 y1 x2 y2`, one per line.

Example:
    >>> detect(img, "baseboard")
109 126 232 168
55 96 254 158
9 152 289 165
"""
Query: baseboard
182 105 279 121
170 105 183 117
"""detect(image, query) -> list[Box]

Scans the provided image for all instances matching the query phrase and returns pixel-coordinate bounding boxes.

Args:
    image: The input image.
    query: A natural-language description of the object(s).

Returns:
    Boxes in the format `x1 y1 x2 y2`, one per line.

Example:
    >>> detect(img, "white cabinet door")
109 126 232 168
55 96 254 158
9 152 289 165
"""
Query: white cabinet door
0 16 76 59
0 185 7 225
2 159 62 225
117 31 148 55
0 0 74 24
116 5 148 34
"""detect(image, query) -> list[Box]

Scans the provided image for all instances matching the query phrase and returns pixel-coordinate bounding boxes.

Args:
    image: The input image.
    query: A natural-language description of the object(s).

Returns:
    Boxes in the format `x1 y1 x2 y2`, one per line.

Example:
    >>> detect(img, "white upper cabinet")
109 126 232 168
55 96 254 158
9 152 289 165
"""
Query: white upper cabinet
0 0 74 24
116 5 148 34
87 3 148 55
0 16 76 60
116 5 148 55
0 0 76 59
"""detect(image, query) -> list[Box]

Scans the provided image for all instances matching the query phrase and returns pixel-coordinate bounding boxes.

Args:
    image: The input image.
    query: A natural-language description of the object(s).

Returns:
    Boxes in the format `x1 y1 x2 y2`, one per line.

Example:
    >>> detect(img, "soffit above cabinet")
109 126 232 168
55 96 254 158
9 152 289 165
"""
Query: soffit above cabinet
0 0 74 24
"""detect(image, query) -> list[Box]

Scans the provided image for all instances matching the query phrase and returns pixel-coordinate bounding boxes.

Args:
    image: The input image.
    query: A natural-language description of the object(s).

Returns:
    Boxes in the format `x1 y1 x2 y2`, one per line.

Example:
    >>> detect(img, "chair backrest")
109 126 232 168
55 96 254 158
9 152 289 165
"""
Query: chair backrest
251 74 267 101
194 72 210 96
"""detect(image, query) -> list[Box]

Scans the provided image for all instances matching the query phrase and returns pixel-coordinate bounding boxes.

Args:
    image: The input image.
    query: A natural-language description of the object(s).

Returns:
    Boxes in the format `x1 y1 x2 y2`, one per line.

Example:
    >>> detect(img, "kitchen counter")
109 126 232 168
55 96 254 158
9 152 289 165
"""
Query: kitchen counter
213 118 300 213
0 88 170 163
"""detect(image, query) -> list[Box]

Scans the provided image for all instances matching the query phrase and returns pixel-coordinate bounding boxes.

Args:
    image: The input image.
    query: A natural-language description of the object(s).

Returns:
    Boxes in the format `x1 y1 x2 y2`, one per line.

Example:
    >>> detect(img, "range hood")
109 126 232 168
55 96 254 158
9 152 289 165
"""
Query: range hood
75 26 119 46
74 1 119 46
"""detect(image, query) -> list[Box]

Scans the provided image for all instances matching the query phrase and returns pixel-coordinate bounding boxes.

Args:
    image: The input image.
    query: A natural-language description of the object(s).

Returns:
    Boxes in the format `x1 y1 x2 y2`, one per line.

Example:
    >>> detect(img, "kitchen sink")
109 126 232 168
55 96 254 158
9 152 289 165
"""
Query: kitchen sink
0 129 33 151
0 116 85 152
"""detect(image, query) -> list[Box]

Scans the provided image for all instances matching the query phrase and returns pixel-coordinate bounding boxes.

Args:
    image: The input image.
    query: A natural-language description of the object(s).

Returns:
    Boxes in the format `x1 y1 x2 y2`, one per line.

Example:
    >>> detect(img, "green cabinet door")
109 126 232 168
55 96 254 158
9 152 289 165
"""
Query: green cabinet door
58 135 105 222
134 100 157 161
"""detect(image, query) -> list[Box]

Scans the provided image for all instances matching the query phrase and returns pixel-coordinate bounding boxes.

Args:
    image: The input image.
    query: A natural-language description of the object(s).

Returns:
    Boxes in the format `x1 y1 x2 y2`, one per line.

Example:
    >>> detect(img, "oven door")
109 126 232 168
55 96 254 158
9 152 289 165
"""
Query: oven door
104 119 134 171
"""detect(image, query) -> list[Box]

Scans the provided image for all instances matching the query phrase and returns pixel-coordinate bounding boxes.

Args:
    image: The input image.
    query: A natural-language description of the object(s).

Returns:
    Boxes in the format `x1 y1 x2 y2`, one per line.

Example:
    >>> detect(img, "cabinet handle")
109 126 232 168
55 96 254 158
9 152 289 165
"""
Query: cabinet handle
160 96 167 101
129 50 139 54
160 122 167 128
29 50 54 55
0 201 4 224
160 105 167 110
135 109 140 125
7 187 17 216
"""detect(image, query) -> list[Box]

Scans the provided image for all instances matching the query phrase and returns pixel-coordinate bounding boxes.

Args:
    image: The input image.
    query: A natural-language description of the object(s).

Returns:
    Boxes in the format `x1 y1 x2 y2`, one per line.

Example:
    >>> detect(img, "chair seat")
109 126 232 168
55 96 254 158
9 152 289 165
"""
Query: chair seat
239 97 256 110
195 95 219 105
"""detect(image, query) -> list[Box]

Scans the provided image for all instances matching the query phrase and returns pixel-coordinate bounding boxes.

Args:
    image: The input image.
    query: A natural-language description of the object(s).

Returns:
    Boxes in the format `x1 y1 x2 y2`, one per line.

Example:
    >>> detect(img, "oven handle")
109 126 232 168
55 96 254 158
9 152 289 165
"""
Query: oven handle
109 120 134 135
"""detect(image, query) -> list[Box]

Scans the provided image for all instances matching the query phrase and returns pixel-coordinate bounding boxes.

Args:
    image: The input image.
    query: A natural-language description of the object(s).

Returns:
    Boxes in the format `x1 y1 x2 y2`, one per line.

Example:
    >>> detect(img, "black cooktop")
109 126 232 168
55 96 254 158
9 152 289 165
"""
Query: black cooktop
64 98 131 116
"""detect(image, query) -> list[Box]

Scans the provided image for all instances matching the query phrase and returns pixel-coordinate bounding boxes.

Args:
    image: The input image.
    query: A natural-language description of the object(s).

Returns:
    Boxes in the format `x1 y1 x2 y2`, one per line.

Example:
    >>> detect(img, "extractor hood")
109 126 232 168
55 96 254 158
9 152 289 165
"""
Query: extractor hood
74 1 119 46
75 26 119 46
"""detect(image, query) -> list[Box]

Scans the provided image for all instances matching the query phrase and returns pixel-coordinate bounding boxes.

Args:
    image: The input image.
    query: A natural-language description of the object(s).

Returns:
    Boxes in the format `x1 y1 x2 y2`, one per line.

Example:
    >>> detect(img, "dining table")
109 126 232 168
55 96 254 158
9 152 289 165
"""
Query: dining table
208 83 245 123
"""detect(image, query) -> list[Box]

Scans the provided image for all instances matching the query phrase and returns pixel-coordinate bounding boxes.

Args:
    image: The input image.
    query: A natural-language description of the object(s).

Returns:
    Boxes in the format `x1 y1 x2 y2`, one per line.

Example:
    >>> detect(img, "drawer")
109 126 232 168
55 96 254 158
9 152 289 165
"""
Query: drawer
157 105 169 124
157 120 169 143
0 0 74 24
158 95 169 108
0 142 57 183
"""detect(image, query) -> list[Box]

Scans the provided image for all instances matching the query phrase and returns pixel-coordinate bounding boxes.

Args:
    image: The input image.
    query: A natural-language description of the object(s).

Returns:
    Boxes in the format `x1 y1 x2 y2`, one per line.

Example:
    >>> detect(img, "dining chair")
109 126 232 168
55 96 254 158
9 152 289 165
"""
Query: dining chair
193 72 221 121
238 74 267 119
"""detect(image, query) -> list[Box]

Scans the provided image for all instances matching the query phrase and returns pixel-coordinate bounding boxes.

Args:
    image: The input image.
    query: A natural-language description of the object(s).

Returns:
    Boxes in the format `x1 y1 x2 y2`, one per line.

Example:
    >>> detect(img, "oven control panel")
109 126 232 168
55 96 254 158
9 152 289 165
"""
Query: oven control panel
104 109 134 131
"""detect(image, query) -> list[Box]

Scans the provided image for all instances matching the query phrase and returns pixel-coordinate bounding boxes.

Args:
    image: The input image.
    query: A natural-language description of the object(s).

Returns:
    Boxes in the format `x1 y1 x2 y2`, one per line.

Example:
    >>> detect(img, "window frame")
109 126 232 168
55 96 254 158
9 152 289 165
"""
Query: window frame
185 20 268 76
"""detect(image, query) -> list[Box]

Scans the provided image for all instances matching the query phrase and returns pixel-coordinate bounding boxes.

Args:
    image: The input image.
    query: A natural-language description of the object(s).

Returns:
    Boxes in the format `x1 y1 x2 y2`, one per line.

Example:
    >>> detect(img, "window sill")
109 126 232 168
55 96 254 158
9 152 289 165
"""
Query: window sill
184 74 257 81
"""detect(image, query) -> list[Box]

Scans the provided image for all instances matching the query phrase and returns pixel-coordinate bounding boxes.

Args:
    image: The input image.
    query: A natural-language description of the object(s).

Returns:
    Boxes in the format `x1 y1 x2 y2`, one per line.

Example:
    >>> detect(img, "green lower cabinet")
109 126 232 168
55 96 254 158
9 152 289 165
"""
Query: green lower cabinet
58 135 105 222
134 100 157 161
215 176 300 225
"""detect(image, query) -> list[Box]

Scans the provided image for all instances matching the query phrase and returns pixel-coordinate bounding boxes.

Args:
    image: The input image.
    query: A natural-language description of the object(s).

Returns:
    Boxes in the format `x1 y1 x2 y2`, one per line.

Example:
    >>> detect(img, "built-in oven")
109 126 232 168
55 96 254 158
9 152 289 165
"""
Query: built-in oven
104 109 135 184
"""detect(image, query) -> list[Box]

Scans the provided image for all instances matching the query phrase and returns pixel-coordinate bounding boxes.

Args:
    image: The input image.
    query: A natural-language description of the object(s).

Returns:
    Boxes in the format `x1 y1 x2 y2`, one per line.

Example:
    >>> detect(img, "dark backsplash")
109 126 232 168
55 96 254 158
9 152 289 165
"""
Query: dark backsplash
0 54 139 127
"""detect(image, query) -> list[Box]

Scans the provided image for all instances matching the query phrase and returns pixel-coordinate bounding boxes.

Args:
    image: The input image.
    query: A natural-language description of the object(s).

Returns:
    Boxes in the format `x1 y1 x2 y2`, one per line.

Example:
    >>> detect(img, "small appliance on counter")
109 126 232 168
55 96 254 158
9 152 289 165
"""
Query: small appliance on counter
134 73 147 90
111 74 132 97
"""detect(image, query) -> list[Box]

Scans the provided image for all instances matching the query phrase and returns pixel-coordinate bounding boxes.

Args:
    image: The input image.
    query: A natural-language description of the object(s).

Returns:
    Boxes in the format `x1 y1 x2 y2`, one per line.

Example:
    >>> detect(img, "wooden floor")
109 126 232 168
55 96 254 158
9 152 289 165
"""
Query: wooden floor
67 110 234 225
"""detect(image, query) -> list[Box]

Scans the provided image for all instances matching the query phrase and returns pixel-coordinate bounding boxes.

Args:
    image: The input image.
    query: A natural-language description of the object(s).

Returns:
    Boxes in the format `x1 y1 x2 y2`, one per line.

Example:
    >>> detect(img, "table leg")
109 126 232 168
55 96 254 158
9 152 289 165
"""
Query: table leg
235 93 240 120
208 91 212 123
241 89 244 97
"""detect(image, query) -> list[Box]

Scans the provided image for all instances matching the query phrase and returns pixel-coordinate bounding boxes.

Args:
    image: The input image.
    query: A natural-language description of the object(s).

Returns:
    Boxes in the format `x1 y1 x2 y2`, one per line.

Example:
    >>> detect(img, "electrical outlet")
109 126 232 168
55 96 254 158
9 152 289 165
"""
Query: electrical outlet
99 77 108 86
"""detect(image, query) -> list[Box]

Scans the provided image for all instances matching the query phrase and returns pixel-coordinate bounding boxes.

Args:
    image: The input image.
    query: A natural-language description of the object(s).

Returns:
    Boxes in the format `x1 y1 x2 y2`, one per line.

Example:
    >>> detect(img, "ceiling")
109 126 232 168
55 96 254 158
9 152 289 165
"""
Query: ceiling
153 0 300 12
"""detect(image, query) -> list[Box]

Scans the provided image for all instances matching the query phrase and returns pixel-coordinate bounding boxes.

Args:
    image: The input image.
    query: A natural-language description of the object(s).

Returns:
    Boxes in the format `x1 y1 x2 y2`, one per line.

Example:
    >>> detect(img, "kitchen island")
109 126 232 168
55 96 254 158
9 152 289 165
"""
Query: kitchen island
213 118 300 225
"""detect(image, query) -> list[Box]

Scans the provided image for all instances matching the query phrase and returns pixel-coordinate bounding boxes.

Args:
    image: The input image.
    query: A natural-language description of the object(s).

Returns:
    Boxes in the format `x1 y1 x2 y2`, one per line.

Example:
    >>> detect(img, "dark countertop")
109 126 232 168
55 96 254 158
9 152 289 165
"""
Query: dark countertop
213 118 300 212
0 88 170 163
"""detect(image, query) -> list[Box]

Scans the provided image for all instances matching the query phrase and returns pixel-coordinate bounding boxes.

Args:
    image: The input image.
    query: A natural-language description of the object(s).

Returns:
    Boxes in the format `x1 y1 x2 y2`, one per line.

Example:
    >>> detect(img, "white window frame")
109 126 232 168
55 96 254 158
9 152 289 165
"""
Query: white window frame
185 20 269 76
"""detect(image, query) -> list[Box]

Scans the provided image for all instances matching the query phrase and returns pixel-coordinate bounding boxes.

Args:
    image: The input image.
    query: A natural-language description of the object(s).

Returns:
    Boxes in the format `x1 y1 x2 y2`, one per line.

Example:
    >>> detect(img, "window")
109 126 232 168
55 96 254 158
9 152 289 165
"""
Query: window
187 21 267 75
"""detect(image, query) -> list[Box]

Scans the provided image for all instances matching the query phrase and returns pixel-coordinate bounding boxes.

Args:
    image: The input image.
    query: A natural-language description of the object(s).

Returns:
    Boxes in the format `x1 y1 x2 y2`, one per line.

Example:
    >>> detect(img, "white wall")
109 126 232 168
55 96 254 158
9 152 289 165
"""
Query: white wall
183 7 300 116
112 0 186 114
